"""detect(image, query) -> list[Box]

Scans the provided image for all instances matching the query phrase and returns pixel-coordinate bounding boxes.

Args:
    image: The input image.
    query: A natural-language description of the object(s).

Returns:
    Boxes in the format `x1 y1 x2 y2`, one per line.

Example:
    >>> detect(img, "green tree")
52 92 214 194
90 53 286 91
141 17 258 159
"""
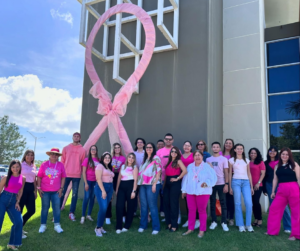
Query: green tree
0 115 27 164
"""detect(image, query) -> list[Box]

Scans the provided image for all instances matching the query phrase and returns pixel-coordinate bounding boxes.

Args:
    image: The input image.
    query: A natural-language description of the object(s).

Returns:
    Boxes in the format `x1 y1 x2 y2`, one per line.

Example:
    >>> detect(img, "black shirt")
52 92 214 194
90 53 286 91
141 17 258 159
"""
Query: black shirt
276 164 297 184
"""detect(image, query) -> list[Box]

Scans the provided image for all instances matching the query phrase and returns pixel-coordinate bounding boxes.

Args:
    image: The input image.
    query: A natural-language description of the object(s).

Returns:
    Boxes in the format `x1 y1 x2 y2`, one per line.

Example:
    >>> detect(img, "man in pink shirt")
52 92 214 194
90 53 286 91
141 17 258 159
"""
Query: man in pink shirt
206 142 229 232
60 132 86 221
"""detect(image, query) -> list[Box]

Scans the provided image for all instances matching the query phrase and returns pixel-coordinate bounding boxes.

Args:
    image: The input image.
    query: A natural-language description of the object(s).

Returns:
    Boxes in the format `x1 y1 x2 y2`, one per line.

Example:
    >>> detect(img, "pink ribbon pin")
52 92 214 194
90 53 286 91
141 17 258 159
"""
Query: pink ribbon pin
83 3 156 155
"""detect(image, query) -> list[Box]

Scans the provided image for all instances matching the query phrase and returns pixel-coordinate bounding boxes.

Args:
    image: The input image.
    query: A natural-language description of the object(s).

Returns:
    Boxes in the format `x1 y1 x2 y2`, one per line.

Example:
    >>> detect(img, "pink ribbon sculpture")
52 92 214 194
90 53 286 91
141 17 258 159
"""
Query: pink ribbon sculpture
84 3 155 155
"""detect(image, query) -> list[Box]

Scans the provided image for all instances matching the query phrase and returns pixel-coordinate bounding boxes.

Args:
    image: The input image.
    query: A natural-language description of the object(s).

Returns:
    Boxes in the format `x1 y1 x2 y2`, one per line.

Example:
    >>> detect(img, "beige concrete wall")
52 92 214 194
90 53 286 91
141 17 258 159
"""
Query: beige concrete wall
223 0 268 211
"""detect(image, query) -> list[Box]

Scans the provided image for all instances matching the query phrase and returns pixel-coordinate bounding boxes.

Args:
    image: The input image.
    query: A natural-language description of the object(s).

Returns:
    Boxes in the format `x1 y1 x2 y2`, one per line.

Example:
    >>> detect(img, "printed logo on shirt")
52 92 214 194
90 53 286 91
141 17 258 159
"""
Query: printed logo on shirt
45 168 58 179
112 159 123 170
212 162 218 167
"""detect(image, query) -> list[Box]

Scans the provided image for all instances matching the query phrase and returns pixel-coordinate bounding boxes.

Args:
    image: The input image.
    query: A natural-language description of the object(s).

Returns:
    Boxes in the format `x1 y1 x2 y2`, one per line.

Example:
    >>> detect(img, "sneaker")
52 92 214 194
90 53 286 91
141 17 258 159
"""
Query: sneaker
228 219 234 226
95 228 103 237
239 226 246 232
105 218 111 225
177 214 181 224
182 221 188 227
86 215 94 221
246 226 254 232
221 223 229 231
22 230 28 235
122 228 128 232
123 216 126 223
80 217 85 224
116 229 122 234
209 222 218 230
160 212 165 217
138 228 144 233
194 220 200 229
100 227 107 234
39 225 47 233
22 234 27 239
152 230 159 235
161 218 165 222
54 224 64 233
284 230 291 234
69 213 76 221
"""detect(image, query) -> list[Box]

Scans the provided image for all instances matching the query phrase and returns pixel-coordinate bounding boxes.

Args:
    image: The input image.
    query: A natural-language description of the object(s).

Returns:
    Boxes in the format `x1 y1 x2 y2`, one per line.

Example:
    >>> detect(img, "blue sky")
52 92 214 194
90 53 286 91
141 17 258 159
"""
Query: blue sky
0 0 85 161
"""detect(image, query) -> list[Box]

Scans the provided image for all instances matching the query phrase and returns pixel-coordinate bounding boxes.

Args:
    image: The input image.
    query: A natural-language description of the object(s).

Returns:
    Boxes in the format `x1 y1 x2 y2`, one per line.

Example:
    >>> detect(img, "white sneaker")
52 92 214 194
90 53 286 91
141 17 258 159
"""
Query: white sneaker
69 213 76 222
100 227 107 234
80 217 85 224
152 230 159 235
39 225 47 233
138 228 144 233
246 226 254 232
54 224 64 233
177 214 181 224
209 221 218 230
239 226 246 232
95 228 103 237
182 221 188 227
123 216 126 223
194 220 200 229
122 228 128 232
161 218 165 222
86 215 94 221
284 230 291 234
222 223 229 231
160 212 165 217
105 218 111 225
22 234 27 239
116 229 122 234
22 230 28 234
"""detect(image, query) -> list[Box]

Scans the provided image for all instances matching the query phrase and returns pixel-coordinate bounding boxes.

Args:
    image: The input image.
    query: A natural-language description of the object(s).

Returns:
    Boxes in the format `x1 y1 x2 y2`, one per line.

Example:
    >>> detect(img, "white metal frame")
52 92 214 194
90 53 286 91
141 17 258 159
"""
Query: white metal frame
265 36 300 153
77 0 179 93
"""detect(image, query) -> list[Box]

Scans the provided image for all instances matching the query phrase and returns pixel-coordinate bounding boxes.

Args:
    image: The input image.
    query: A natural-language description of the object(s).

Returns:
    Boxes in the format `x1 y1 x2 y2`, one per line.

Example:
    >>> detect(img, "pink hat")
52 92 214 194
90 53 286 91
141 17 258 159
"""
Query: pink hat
46 148 62 156
73 132 81 138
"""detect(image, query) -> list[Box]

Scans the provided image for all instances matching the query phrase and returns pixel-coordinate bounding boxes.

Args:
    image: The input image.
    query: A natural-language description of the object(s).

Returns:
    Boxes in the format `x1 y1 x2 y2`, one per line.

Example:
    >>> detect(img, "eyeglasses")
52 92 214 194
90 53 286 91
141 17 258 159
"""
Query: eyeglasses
50 153 59 156
114 147 121 149
137 141 143 144
269 151 276 153
146 147 153 149
171 150 177 153
164 138 173 141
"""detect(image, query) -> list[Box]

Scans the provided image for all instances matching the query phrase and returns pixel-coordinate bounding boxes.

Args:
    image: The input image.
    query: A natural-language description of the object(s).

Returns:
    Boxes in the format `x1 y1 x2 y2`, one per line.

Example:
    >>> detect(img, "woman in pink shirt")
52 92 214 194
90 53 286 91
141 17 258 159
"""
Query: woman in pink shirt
105 143 126 225
20 150 37 238
164 147 187 232
248 148 265 227
115 153 138 233
94 152 114 237
37 148 66 234
0 160 25 250
80 145 100 224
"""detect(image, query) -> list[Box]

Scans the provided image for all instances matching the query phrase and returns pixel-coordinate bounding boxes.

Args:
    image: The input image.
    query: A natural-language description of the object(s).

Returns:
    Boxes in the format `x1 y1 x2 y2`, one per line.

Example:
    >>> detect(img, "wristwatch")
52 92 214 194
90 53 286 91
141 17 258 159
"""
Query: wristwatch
132 190 136 193
258 181 261 184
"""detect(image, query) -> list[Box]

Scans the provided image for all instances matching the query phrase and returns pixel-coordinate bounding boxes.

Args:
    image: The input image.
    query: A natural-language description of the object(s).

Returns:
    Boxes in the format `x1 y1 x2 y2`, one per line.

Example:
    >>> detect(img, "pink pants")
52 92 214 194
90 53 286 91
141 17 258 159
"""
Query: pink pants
187 194 210 231
267 182 300 239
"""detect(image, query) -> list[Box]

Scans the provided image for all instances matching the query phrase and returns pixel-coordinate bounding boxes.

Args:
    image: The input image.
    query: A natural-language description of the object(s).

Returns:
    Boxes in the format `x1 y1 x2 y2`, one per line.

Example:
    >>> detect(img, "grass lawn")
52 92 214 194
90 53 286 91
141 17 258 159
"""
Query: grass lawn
1 194 299 251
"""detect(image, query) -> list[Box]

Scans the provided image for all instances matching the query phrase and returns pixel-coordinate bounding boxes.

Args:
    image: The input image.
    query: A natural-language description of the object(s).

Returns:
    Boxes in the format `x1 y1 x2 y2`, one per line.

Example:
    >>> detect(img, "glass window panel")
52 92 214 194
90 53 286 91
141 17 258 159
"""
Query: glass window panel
292 152 300 164
270 123 300 150
269 93 300 121
267 38 300 66
268 65 300 93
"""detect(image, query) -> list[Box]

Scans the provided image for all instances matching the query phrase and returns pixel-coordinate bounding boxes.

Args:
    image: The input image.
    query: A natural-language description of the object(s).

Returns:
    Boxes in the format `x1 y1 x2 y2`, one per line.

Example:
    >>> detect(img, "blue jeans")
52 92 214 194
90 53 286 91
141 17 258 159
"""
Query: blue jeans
265 182 291 231
0 191 23 246
41 192 61 224
82 181 96 217
60 177 81 213
232 179 253 227
95 182 113 228
139 184 161 231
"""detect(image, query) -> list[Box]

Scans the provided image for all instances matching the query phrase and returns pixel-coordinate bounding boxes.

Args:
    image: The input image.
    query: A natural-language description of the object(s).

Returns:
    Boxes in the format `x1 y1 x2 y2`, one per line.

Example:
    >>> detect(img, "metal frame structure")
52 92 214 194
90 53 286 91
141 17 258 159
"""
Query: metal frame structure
264 36 300 153
77 0 179 93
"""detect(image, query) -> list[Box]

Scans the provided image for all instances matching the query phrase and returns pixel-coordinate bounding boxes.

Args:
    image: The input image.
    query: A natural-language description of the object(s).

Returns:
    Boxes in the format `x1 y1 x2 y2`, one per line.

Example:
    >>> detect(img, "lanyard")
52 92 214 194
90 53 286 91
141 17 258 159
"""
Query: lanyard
192 162 203 181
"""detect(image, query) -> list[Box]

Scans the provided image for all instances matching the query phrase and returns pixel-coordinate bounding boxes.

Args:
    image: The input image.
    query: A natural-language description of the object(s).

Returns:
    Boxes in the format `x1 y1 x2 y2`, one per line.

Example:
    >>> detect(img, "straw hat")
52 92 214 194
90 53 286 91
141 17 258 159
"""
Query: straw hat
46 148 62 156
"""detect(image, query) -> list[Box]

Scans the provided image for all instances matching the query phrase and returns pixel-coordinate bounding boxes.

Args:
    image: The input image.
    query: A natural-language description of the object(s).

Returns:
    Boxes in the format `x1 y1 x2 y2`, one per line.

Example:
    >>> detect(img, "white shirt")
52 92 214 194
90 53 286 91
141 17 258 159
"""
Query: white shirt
181 161 217 195
229 157 250 180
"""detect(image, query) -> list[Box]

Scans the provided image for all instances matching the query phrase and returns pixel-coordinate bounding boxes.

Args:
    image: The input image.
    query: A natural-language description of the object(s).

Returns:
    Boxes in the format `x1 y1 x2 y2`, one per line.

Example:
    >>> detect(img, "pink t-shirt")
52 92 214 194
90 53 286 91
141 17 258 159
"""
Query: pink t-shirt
229 157 250 180
165 163 181 176
96 164 114 183
220 152 231 160
269 160 279 169
38 161 67 192
206 155 229 185
112 156 126 173
250 161 265 186
134 151 145 168
120 165 136 181
21 162 36 183
181 153 194 167
82 157 100 181
157 147 172 181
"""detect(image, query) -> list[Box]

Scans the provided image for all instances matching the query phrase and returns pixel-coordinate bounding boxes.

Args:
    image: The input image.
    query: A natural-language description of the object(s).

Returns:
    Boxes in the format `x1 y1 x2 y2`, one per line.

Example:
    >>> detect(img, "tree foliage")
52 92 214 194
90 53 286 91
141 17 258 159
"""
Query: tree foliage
0 115 27 164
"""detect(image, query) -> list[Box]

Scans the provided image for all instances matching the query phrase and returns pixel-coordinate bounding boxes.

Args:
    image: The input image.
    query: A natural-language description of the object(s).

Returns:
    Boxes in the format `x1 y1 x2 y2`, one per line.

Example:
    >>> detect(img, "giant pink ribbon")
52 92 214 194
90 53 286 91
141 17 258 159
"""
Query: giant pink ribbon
84 3 155 155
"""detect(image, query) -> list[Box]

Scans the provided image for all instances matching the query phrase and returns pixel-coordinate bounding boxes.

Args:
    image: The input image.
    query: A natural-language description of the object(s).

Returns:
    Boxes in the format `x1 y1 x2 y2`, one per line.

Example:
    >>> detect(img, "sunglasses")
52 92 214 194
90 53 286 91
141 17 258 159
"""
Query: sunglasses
50 153 59 156
197 143 205 146
146 146 153 149
171 150 177 153
164 138 173 141
114 147 121 149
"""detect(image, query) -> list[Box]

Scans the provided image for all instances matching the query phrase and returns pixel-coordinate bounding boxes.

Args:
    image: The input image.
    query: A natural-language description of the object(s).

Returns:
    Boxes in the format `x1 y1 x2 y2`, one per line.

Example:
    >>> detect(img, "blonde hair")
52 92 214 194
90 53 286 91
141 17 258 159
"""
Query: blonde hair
124 153 137 169
111 143 124 157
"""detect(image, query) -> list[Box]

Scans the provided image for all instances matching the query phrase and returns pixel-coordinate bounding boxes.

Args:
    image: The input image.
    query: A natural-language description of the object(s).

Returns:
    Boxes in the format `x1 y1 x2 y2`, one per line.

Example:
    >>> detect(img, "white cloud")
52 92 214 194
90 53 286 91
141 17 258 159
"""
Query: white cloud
50 9 73 26
0 75 82 135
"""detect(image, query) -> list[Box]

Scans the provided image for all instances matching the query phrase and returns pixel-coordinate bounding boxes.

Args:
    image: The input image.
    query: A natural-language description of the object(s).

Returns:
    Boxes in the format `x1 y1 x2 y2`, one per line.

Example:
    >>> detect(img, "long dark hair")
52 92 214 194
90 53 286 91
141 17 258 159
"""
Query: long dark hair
88 145 100 169
248 147 263 165
278 147 296 170
134 138 146 151
100 152 113 171
222 138 234 156
233 143 247 164
5 160 22 187
183 141 193 153
143 142 156 164
166 146 182 168
21 150 35 164
266 146 279 163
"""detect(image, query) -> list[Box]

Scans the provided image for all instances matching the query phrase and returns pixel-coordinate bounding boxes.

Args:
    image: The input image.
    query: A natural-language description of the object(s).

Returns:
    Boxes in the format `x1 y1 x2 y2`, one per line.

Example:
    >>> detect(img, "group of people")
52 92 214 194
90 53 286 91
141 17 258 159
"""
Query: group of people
0 132 299 250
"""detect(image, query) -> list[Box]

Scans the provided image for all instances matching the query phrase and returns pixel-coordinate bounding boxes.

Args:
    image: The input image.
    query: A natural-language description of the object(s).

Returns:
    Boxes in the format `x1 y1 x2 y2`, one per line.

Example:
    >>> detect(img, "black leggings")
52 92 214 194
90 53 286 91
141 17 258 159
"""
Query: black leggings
226 193 234 220
252 187 263 221
116 180 136 230
19 182 36 226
